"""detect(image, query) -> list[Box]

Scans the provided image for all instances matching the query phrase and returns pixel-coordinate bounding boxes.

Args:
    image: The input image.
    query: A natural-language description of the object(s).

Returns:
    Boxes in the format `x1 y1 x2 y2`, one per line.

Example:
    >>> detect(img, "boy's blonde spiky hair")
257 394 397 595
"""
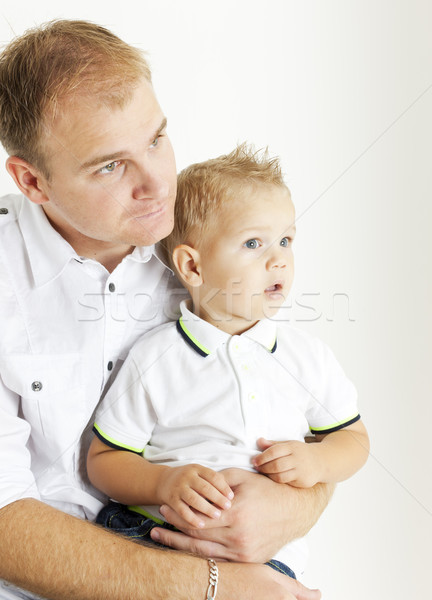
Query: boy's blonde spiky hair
0 19 151 176
164 143 288 261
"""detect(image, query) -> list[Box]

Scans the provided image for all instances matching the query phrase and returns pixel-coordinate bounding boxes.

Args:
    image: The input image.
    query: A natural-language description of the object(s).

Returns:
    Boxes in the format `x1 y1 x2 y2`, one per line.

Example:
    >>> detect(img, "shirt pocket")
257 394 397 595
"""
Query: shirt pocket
1 354 87 449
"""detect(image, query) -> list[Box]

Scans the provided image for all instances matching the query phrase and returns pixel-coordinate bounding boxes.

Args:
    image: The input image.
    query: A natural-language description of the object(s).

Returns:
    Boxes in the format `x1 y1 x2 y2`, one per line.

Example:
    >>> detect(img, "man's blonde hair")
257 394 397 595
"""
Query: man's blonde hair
0 19 151 176
165 144 288 260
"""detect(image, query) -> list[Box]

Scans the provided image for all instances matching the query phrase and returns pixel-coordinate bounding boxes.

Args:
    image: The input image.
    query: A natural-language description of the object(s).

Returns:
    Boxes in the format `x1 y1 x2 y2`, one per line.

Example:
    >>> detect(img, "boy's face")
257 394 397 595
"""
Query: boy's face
35 78 177 253
195 183 296 334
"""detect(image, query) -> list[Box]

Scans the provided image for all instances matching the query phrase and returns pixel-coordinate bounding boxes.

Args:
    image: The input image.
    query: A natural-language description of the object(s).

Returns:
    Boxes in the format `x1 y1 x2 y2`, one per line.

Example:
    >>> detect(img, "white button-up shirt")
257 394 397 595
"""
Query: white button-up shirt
94 300 359 575
0 194 184 521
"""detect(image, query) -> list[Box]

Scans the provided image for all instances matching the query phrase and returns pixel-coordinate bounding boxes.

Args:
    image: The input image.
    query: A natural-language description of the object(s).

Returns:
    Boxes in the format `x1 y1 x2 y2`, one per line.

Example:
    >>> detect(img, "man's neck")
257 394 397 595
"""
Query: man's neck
42 207 134 272
74 242 134 273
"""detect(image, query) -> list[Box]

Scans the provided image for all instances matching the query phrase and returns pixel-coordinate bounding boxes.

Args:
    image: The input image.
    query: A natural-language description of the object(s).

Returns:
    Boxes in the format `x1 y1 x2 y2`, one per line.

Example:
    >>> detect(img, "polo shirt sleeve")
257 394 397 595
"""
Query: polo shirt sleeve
0 374 41 510
305 339 360 435
93 350 156 454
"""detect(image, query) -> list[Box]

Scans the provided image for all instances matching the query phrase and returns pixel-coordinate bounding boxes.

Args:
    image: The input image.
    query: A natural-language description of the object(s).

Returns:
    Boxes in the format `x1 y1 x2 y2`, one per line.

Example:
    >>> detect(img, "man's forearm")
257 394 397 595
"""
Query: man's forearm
0 498 208 600
279 481 335 542
0 498 320 600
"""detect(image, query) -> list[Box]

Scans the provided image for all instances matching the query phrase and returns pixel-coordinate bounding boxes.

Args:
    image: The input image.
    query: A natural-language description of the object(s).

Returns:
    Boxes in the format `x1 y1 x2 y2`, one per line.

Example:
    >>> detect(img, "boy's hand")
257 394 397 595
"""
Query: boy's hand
252 438 322 488
157 464 234 528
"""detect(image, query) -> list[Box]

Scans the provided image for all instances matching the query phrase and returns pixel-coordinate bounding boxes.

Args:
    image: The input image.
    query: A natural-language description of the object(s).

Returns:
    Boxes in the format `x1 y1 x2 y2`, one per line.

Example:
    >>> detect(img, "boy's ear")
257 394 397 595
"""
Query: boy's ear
6 156 50 205
172 244 203 287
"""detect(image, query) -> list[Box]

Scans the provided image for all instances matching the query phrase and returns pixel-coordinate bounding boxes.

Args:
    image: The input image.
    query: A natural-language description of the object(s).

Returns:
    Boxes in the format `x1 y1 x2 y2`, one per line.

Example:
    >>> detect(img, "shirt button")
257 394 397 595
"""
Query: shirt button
107 361 113 371
31 381 43 392
0 208 9 215
108 283 116 292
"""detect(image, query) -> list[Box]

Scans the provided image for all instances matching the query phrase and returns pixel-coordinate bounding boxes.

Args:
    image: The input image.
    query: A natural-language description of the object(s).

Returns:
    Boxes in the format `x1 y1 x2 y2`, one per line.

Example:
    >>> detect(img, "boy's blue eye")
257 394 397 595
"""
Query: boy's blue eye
244 239 260 249
280 237 290 247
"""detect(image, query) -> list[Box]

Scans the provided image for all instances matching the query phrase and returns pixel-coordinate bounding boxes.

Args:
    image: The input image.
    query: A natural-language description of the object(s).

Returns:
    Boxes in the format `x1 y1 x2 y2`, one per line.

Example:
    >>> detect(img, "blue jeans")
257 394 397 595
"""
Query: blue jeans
96 501 297 579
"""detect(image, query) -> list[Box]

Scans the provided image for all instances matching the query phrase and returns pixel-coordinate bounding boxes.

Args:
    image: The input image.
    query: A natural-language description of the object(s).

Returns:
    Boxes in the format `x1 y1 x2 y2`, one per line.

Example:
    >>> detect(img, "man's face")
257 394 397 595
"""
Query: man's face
195 183 296 334
38 78 177 253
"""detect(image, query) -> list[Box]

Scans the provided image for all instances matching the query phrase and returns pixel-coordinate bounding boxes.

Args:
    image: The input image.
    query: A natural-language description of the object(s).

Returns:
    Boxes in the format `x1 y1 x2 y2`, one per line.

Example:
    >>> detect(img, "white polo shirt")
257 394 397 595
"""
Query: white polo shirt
0 193 184 521
94 299 359 575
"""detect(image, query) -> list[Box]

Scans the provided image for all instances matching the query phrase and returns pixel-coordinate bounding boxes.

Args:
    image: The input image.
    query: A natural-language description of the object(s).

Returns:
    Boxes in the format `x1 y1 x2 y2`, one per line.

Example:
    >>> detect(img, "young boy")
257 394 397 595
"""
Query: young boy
87 145 369 580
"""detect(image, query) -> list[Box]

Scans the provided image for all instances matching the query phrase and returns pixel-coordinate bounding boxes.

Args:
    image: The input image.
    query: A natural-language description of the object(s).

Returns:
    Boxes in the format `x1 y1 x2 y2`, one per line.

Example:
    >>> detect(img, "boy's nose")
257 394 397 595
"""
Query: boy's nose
266 248 287 270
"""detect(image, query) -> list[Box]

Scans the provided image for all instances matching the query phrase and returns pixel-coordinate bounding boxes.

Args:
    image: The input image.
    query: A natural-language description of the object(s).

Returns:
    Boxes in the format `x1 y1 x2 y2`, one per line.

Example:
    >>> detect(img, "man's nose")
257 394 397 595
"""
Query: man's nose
132 164 170 200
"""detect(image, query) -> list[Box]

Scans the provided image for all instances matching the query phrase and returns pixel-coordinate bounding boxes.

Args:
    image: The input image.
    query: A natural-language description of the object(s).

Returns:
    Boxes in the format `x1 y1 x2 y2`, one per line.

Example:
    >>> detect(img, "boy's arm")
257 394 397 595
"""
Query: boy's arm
87 436 233 527
0 498 321 600
253 420 369 487
310 420 370 482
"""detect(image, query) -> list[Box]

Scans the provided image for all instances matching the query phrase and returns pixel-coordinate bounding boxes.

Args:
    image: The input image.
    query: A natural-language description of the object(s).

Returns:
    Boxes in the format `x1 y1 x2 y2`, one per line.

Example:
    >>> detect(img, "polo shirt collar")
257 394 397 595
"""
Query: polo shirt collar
176 300 278 357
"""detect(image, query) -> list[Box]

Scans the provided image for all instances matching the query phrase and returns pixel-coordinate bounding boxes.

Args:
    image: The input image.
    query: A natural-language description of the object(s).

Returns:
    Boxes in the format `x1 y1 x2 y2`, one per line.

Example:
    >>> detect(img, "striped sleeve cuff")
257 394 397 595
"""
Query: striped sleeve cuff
92 423 144 454
309 413 360 435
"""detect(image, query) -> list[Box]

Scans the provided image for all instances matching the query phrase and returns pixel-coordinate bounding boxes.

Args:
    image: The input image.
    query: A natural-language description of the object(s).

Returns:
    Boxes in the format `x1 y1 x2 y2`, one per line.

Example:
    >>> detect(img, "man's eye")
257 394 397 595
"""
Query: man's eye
99 161 119 174
150 135 161 148
244 239 261 249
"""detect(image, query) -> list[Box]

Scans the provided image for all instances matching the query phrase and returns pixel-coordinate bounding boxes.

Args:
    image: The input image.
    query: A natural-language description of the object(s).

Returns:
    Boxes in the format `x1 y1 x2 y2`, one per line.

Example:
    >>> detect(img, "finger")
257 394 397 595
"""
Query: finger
150 526 234 560
253 444 293 468
159 503 220 531
254 455 294 475
169 499 208 528
256 437 276 451
200 470 234 503
285 576 321 600
193 476 232 511
180 488 224 520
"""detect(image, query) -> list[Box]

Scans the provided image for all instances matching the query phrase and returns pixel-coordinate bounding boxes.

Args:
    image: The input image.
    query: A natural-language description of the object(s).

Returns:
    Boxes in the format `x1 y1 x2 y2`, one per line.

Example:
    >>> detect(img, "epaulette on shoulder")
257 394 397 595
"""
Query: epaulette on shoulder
0 194 22 227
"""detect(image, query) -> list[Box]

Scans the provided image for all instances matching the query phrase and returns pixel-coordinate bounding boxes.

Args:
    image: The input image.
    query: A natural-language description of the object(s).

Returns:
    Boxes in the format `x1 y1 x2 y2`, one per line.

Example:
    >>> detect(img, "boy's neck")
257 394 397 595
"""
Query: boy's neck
191 301 258 336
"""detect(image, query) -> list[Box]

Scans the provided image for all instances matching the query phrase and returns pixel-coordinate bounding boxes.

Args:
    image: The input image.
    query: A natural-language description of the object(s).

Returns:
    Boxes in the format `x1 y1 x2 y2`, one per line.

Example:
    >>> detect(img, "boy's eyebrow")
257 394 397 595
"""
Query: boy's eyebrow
238 223 297 235
79 117 168 171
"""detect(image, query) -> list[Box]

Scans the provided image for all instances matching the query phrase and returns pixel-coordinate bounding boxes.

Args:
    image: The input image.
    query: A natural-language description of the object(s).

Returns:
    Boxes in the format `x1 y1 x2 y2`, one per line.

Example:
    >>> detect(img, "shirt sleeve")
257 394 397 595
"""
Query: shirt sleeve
305 339 360 434
93 350 157 454
0 374 40 510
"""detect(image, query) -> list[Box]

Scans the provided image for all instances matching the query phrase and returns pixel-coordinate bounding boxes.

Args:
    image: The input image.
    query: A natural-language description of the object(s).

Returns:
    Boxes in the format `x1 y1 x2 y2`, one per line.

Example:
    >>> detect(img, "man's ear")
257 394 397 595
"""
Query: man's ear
172 244 203 287
6 156 50 205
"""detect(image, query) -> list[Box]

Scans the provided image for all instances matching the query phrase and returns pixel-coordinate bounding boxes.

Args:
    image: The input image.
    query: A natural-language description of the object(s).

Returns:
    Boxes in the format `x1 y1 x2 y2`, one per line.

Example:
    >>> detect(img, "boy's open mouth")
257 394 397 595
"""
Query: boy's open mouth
265 282 284 293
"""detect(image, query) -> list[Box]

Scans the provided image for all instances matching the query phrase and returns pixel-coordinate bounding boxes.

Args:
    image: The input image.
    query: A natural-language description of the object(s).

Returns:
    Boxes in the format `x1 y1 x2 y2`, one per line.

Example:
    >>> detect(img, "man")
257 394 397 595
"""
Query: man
0 20 329 599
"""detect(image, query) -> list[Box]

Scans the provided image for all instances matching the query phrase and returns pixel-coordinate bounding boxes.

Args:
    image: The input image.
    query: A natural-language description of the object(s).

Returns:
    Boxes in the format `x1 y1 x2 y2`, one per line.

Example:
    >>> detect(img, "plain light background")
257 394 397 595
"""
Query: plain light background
1 1 431 598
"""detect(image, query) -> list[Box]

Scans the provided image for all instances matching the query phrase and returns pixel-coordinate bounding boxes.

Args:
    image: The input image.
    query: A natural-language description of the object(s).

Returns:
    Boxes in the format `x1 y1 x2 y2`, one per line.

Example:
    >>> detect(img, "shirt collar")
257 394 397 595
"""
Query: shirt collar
19 198 78 288
19 199 173 287
176 300 278 357
125 243 174 275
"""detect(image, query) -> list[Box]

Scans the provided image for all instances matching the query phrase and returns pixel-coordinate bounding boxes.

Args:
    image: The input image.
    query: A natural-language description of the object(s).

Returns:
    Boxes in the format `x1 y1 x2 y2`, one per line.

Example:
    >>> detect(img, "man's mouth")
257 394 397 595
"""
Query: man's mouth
134 205 165 220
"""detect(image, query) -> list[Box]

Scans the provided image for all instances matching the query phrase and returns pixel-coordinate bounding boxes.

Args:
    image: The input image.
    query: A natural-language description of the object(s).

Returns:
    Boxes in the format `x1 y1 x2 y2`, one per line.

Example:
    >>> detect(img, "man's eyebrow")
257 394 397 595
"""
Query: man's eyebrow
79 117 168 171
153 117 168 140
80 151 125 171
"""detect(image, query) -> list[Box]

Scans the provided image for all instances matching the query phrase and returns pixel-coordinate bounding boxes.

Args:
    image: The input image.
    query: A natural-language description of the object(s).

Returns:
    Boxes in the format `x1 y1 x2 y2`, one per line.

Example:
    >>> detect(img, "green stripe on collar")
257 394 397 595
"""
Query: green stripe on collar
176 318 211 357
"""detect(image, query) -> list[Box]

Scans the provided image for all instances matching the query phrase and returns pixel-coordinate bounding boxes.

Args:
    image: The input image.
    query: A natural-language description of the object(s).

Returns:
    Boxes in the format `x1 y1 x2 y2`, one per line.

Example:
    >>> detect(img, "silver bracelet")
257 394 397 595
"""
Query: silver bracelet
206 558 218 600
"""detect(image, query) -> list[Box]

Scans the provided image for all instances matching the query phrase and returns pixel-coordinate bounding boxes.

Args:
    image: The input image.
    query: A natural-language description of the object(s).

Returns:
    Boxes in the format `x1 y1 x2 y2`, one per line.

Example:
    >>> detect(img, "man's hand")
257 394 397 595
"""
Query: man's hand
157 464 234 528
219 562 321 600
150 468 334 562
